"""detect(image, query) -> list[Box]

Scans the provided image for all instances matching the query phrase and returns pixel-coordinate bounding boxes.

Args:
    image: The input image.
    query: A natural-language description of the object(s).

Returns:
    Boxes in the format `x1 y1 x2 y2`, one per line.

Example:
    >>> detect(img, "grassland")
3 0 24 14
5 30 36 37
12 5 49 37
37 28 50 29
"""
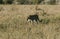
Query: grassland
0 5 60 39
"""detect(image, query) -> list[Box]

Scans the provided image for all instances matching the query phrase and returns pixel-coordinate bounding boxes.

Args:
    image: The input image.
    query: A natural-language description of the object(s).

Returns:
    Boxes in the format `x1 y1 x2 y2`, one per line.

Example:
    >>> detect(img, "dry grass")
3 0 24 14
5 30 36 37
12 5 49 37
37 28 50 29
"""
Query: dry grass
0 5 60 39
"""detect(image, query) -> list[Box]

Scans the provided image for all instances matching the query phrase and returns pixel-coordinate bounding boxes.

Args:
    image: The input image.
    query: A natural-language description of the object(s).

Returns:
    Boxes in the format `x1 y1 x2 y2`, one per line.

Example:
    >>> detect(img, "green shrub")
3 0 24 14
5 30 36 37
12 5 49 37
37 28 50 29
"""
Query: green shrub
0 23 8 32
41 18 50 24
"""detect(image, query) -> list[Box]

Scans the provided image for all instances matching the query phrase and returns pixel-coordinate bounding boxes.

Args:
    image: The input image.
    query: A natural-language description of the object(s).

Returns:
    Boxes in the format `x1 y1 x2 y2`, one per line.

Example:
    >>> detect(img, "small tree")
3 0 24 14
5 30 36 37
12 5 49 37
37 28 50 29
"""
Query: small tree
3 0 14 4
3 0 7 4
17 0 26 4
7 0 14 4
32 0 38 4
38 0 44 4
0 0 3 4
49 0 56 5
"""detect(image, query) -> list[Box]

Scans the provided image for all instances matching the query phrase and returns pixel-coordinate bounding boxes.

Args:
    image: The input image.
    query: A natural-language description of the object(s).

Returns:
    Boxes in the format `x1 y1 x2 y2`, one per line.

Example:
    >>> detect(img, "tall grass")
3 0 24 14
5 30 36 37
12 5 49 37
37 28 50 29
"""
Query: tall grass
0 5 60 39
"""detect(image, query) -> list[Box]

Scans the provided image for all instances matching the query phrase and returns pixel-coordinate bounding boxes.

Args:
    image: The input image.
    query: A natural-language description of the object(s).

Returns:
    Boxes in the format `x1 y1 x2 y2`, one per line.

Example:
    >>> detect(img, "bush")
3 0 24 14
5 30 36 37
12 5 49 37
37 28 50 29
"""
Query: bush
41 18 50 24
0 23 8 32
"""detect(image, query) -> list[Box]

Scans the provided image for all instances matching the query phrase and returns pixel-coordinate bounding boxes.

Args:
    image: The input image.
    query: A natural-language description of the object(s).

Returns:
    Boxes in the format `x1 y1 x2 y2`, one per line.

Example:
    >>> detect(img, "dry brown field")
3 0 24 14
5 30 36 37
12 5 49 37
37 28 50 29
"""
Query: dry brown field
0 5 60 39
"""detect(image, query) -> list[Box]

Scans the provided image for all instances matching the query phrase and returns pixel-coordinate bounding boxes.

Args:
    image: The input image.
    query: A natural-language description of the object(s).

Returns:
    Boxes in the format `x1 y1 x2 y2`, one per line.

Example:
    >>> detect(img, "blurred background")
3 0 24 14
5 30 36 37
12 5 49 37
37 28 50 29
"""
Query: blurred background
0 0 60 5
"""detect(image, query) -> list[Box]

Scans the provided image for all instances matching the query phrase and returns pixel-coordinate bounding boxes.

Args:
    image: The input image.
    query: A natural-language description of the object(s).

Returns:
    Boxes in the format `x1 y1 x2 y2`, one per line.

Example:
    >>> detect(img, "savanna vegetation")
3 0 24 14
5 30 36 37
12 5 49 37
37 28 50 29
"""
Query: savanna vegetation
0 5 60 39
0 0 59 5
